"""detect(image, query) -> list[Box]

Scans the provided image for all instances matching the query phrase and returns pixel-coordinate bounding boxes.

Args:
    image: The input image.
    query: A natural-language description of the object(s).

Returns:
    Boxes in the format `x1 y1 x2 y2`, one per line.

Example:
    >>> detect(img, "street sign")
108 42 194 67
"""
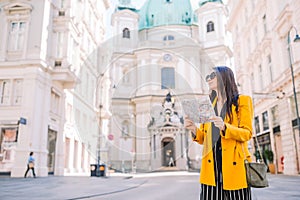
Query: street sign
108 134 114 140
19 117 27 125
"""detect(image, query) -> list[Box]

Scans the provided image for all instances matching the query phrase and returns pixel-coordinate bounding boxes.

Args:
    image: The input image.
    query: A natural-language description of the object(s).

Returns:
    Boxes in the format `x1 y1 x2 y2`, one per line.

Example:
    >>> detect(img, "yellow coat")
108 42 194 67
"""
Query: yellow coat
193 95 253 190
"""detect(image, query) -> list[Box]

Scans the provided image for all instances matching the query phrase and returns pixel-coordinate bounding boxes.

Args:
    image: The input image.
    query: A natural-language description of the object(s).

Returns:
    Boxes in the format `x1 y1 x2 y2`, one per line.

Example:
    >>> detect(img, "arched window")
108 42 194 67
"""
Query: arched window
207 21 214 32
161 67 175 89
122 28 130 38
163 35 174 41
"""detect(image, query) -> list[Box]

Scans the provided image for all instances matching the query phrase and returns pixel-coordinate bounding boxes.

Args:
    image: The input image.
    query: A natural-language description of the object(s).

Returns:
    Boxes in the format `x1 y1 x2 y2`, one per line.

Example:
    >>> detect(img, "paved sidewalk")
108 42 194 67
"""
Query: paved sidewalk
0 175 146 200
0 172 198 200
252 174 300 200
1 172 300 200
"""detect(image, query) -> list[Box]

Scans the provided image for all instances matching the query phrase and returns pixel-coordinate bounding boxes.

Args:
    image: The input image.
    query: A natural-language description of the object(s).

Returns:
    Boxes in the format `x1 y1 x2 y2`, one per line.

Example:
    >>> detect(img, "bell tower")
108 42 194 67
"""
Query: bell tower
195 0 232 67
111 0 139 51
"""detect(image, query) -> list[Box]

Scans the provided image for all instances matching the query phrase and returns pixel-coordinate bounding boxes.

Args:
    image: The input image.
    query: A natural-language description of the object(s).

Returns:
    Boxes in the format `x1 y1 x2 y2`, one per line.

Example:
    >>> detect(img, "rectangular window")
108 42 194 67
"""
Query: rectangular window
51 91 60 114
64 137 70 168
82 113 87 129
251 73 255 91
268 55 273 82
290 93 300 121
161 67 175 89
56 32 64 58
74 140 78 168
8 21 26 51
75 109 81 125
66 103 72 122
244 7 248 23
0 80 11 105
13 79 23 105
258 65 263 90
262 111 269 131
271 105 279 127
60 0 65 8
255 116 260 134
81 143 85 169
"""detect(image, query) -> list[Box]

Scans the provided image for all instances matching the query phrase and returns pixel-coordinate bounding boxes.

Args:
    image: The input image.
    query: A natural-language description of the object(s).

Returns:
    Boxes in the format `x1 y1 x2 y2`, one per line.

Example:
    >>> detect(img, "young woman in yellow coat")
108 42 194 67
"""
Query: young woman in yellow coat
184 66 253 200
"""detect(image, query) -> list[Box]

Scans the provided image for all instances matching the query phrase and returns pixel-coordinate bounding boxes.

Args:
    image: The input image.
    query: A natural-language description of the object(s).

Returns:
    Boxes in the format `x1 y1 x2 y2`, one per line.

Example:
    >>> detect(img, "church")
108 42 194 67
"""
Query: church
100 0 233 172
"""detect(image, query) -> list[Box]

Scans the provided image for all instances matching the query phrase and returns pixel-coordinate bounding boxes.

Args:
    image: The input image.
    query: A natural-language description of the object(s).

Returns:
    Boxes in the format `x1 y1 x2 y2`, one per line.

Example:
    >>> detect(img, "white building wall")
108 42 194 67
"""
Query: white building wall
227 0 300 175
0 0 109 177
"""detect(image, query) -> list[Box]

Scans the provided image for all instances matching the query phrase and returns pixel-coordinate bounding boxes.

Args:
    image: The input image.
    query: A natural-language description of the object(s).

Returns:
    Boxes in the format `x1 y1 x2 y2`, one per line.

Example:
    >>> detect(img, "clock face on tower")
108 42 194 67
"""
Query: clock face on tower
163 54 172 62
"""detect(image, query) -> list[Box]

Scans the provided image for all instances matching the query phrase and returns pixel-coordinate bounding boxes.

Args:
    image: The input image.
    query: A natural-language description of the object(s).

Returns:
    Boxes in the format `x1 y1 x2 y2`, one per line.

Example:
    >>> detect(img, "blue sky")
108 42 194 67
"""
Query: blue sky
110 0 199 9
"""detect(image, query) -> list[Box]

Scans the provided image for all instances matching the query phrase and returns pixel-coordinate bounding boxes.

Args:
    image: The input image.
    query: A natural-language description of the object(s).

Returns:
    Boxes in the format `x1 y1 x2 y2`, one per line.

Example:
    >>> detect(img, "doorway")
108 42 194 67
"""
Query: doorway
47 129 57 175
162 137 175 167
274 133 284 173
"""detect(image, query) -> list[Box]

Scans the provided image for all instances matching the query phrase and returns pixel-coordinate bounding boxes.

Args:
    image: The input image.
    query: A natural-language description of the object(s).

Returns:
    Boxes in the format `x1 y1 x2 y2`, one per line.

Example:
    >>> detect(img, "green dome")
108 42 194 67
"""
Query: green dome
138 0 195 30
116 0 136 11
199 0 223 7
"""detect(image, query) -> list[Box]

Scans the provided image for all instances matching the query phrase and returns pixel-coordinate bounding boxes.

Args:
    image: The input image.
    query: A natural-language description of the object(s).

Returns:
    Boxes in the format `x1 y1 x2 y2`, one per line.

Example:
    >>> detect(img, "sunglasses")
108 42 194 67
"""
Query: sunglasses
205 72 216 82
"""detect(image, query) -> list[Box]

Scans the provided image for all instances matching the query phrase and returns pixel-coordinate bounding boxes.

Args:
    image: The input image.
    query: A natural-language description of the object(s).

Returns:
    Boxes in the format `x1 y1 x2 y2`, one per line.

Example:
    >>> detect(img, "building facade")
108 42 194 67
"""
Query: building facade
0 0 109 177
104 0 233 172
227 0 300 175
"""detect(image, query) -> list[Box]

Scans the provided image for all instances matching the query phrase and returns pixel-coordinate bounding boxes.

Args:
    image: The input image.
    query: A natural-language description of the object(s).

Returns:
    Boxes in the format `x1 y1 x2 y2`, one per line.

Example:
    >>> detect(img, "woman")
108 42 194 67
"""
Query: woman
184 66 253 200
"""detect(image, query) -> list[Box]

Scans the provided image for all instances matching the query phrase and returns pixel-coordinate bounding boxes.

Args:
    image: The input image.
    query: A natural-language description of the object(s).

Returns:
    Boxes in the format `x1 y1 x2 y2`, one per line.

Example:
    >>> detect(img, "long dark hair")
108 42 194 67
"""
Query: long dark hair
213 66 239 122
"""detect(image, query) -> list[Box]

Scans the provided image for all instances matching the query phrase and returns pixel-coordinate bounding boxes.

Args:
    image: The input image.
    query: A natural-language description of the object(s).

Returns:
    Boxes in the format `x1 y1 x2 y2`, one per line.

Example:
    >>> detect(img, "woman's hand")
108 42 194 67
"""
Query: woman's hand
211 116 225 131
184 115 197 134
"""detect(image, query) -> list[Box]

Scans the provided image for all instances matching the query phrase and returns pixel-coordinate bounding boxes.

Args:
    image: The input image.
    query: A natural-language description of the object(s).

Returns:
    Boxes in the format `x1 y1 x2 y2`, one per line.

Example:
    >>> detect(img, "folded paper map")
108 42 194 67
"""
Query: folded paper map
181 96 216 124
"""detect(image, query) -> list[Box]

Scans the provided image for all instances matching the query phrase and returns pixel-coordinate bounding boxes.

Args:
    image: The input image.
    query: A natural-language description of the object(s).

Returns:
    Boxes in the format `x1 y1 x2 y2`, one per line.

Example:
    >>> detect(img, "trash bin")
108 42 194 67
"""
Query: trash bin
90 164 97 177
90 164 105 177
99 164 105 177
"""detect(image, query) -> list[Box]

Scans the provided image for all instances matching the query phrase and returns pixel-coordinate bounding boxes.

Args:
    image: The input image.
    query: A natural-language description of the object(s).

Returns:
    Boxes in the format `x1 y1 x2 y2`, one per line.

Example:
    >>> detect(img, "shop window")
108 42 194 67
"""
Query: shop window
1 128 18 142
0 127 18 161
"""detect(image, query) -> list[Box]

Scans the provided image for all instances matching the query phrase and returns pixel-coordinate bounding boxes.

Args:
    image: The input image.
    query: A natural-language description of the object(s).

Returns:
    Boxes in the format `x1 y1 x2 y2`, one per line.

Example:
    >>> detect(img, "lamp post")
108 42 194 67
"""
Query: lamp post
96 73 115 177
287 26 300 173
96 104 103 177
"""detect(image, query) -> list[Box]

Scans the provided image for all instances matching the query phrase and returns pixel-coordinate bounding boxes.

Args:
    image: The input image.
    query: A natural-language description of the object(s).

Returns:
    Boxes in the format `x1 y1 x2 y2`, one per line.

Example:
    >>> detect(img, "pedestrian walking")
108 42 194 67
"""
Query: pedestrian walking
168 156 174 167
184 66 253 199
24 152 36 178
